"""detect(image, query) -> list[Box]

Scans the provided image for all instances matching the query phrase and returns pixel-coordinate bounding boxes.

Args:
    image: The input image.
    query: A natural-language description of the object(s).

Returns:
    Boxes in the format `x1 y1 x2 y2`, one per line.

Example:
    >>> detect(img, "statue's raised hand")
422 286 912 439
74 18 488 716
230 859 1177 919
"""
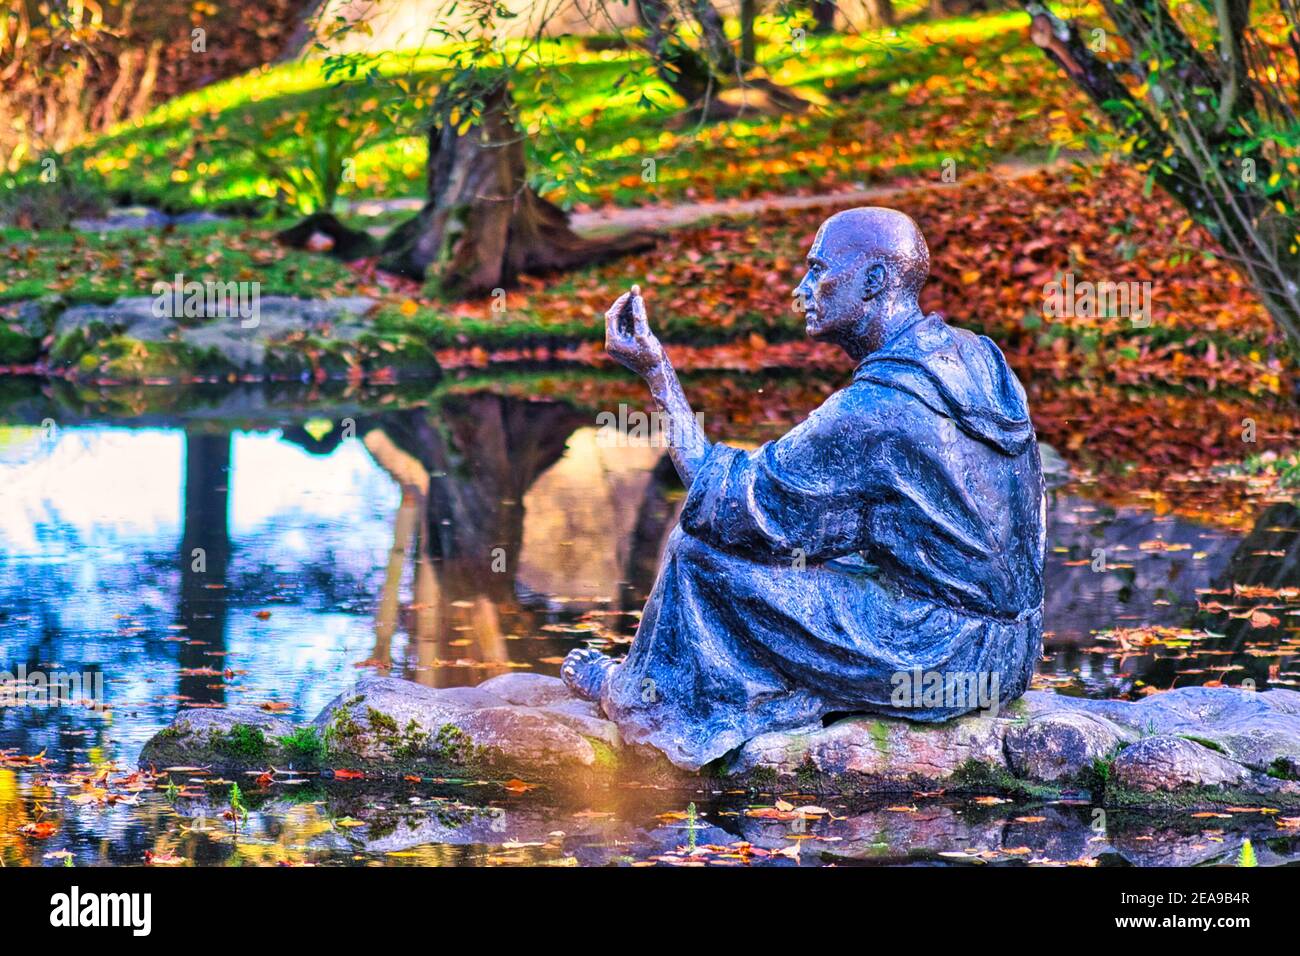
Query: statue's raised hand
605 285 665 377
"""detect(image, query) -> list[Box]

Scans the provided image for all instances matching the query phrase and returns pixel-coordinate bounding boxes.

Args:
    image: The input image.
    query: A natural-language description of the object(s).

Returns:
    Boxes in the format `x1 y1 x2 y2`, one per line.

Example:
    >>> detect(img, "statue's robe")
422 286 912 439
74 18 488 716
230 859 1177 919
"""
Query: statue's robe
601 314 1045 770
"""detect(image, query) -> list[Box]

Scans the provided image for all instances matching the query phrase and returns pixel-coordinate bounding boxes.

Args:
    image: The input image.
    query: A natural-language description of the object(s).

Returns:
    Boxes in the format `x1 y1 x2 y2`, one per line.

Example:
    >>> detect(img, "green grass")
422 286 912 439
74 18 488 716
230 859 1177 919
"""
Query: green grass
216 724 270 761
0 219 359 304
278 726 326 764
2 10 1095 217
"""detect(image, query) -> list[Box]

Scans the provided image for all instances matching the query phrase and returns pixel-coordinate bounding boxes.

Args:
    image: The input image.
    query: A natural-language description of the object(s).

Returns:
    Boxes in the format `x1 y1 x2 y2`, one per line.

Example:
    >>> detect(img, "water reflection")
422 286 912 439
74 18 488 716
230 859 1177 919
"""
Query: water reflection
4 395 1300 758
2 385 1299 866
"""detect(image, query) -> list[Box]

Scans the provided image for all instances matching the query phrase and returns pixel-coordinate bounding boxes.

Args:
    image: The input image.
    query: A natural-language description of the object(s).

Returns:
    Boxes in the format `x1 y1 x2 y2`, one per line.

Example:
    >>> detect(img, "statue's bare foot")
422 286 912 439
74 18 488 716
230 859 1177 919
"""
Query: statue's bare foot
561 647 617 702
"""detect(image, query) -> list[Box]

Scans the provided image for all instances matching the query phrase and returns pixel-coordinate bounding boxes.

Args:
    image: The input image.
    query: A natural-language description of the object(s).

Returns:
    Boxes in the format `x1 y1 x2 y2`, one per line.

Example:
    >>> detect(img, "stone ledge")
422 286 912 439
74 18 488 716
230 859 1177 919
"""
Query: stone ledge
138 675 1300 807
4 295 440 382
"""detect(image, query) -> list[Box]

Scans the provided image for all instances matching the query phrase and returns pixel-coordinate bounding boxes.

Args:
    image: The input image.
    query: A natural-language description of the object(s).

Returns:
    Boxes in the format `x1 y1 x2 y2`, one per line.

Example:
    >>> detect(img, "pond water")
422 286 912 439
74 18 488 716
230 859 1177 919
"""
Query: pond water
2 380 1299 867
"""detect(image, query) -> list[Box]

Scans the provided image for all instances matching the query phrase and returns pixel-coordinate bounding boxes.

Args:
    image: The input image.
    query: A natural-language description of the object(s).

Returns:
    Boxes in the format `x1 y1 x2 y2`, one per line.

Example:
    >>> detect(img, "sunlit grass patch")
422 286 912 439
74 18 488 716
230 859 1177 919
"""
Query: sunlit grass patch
6 10 1104 217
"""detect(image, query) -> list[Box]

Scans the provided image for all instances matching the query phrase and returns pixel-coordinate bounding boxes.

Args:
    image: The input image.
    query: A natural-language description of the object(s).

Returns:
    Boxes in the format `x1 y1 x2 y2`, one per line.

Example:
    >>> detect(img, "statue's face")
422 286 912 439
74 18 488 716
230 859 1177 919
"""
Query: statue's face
794 225 874 342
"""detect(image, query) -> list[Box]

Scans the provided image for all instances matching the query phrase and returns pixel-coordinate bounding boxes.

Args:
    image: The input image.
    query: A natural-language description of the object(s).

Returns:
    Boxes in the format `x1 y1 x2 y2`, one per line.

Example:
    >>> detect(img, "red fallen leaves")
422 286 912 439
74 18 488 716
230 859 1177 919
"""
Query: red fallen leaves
745 800 831 820
331 768 365 780
1 748 52 768
19 821 57 839
1242 610 1283 629
502 778 537 794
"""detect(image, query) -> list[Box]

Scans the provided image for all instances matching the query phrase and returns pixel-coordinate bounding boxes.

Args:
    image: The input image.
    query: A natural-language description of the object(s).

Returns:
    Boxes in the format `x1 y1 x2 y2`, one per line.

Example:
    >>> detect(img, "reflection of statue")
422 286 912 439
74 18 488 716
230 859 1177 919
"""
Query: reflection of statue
562 208 1046 770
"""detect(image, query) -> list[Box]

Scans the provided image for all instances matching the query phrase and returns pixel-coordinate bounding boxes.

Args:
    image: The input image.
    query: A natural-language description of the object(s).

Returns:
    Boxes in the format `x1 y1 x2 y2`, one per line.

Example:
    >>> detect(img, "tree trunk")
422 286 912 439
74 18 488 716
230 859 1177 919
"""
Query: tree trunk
812 0 838 32
635 0 730 110
741 0 758 66
379 79 655 296
689 0 738 75
865 0 895 26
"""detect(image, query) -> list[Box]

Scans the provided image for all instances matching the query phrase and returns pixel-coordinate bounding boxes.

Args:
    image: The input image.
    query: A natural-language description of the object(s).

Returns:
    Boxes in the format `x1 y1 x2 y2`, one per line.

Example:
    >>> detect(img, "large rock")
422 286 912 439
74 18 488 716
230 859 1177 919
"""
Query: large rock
1025 686 1300 780
1004 710 1130 782
42 295 437 382
312 676 615 776
1112 736 1254 793
476 673 572 708
55 295 378 348
728 711 1006 788
139 679 1300 807
139 706 296 770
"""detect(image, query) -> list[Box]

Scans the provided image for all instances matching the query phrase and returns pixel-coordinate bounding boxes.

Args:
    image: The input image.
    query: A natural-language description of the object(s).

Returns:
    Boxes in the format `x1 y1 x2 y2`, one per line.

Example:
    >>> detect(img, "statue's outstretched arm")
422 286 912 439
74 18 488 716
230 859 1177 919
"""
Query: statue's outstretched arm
604 287 711 485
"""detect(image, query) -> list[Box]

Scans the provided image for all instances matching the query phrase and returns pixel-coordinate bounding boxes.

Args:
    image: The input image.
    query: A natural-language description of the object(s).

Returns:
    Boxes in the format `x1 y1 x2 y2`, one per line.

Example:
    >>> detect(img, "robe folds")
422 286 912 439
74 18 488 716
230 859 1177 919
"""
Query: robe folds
601 314 1046 770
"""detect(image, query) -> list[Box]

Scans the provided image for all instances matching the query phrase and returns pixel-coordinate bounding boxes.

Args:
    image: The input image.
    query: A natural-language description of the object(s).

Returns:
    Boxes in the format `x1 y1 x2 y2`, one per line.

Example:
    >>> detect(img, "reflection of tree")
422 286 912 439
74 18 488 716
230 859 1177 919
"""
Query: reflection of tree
176 428 230 706
1137 502 1300 692
1221 503 1300 591
422 394 588 600
359 395 588 686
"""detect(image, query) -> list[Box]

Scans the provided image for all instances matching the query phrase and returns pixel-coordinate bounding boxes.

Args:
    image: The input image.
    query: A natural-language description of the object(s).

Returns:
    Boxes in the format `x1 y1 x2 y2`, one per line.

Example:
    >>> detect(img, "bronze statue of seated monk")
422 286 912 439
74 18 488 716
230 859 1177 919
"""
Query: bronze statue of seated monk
563 208 1045 771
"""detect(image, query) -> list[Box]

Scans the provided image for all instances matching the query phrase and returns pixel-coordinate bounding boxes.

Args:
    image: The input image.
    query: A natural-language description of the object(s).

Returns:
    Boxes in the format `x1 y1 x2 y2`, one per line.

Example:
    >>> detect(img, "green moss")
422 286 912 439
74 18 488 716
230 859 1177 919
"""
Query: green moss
1266 757 1298 781
277 726 325 764
323 707 363 754
366 708 399 734
744 764 779 792
1180 735 1226 754
585 738 619 772
868 720 892 754
215 723 269 761
50 327 91 363
953 757 1061 800
794 755 821 792
1076 742 1130 796
391 719 431 760
1103 783 1300 812
430 723 486 767
47 328 235 381
95 337 223 379
0 326 39 364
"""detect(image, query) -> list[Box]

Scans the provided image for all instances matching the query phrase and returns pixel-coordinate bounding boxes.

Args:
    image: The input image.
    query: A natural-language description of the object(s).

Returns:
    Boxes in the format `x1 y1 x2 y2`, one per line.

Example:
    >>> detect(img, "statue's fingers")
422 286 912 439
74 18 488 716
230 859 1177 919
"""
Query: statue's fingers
605 292 631 329
631 292 650 338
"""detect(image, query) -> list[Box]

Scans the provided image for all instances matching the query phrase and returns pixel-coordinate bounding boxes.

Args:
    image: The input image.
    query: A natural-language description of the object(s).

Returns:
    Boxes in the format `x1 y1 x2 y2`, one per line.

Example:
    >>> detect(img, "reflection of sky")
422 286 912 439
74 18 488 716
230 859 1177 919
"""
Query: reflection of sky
0 425 402 764
0 427 183 556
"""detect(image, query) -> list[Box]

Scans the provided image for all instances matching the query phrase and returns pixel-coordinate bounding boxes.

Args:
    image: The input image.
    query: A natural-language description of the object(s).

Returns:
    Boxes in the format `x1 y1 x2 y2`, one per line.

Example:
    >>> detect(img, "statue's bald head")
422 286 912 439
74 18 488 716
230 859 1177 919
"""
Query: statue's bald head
795 207 930 355
816 207 929 294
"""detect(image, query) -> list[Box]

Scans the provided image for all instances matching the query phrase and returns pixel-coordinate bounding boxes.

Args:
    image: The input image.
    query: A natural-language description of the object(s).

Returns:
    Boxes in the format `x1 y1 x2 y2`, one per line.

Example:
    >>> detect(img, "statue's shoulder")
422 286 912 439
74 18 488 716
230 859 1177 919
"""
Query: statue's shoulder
834 374 926 426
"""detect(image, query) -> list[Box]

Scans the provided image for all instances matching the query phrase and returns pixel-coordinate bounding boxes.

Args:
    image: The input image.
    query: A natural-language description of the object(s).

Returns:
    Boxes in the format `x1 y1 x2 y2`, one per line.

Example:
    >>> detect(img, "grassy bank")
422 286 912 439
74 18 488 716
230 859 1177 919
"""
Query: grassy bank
3 11 1100 216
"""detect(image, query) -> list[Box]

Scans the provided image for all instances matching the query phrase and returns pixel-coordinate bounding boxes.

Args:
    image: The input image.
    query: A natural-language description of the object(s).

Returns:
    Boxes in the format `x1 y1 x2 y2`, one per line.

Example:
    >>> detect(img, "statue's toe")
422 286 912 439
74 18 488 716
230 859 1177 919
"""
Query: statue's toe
561 647 617 702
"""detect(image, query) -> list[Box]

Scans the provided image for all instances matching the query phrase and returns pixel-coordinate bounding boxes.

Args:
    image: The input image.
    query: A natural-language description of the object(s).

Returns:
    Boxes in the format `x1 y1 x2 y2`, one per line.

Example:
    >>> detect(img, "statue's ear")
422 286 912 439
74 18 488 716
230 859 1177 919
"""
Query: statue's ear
862 261 888 300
